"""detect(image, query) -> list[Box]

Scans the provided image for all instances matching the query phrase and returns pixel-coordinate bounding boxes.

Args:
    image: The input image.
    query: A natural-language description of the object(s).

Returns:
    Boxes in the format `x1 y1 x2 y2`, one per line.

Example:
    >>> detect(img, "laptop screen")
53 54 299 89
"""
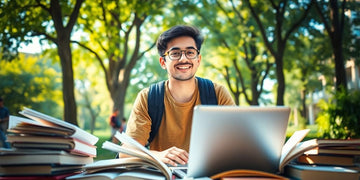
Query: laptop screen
187 105 290 178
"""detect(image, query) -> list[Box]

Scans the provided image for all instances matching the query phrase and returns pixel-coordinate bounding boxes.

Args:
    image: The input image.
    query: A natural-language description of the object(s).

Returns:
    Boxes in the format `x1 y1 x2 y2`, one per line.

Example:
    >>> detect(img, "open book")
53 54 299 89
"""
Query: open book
17 107 98 145
102 131 172 180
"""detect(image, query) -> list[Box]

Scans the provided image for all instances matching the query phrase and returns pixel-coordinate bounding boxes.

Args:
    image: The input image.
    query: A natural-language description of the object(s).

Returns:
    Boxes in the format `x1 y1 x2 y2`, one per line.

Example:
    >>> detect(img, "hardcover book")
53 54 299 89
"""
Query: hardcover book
17 107 98 145
6 134 96 157
0 149 93 165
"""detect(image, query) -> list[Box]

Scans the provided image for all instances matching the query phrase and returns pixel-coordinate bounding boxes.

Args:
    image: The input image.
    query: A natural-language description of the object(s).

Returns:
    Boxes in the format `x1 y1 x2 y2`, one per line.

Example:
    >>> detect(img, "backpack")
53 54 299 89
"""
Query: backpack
147 77 218 144
110 115 121 128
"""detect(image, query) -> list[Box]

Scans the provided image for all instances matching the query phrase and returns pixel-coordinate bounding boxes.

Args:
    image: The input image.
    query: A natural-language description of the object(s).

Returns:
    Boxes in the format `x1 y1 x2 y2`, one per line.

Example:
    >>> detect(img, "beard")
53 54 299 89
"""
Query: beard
166 61 197 81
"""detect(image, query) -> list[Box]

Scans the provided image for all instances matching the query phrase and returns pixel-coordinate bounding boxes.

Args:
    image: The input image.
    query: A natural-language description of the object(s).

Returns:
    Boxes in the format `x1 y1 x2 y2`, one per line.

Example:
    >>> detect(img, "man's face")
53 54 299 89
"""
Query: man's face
159 36 201 81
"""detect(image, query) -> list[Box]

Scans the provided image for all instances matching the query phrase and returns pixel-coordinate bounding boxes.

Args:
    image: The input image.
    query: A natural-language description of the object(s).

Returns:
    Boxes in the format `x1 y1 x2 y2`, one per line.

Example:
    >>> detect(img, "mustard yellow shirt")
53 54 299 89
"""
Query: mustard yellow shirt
126 79 235 152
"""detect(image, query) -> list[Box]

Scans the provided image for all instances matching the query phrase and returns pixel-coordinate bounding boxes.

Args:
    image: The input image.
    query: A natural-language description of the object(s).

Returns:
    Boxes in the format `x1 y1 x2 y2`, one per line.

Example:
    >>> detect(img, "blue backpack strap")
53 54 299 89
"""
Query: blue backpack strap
196 77 218 105
147 77 217 145
147 80 165 145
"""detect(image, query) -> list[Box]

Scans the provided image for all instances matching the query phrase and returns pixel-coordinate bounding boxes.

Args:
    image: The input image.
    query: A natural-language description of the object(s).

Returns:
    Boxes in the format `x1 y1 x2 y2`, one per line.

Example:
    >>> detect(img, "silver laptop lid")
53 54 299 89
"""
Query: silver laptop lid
187 105 290 178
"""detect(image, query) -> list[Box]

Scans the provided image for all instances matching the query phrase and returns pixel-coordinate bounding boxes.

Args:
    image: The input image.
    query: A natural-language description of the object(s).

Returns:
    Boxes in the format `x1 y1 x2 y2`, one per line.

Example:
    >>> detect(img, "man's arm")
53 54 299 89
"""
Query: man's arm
215 83 236 105
122 89 188 166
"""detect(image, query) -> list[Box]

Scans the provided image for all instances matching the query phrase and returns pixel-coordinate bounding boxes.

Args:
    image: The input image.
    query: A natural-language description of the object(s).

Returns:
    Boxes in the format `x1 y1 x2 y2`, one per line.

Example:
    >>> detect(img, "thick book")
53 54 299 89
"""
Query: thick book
0 149 93 165
284 164 360 180
66 159 167 180
101 132 172 180
17 107 98 145
0 164 82 176
296 154 360 166
304 146 360 156
6 134 97 157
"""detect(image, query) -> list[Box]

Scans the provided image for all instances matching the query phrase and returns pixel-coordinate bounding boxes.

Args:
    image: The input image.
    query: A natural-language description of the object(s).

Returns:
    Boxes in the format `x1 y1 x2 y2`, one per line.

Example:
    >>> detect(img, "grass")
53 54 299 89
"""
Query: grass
93 130 118 161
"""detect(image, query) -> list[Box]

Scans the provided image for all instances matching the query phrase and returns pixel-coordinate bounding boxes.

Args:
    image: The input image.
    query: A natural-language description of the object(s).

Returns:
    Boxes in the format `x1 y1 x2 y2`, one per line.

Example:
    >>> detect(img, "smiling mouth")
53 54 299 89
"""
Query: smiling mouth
177 66 191 70
176 63 192 70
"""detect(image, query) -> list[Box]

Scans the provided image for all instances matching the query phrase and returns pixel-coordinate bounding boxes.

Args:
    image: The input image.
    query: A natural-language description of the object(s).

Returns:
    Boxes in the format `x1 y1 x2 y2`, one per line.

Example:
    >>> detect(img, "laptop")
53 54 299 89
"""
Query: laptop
186 105 290 178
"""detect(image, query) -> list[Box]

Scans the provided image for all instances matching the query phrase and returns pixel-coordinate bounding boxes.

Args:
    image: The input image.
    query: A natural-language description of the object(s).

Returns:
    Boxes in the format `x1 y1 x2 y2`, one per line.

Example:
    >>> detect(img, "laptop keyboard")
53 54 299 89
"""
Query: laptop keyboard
169 164 188 178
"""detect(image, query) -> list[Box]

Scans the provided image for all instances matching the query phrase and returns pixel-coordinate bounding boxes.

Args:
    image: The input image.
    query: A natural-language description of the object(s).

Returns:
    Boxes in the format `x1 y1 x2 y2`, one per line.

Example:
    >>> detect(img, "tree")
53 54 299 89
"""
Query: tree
284 33 332 125
171 0 273 105
74 0 166 120
76 79 101 134
207 0 272 105
244 0 313 105
0 0 84 125
313 0 357 92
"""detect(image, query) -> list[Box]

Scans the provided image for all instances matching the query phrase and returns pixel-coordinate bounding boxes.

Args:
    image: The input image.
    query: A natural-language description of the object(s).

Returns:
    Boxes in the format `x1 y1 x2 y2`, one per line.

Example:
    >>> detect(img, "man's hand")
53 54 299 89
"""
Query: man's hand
151 146 188 166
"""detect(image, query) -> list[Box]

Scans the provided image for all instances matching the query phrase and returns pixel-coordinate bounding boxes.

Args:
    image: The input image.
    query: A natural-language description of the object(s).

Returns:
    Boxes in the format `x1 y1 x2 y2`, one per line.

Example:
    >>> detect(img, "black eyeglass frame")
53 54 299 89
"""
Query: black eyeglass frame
163 48 200 61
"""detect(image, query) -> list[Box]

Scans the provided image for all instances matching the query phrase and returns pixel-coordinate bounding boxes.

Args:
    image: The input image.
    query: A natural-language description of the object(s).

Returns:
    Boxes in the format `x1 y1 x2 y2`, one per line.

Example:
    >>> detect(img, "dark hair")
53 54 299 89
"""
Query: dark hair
156 25 204 57
0 98 3 102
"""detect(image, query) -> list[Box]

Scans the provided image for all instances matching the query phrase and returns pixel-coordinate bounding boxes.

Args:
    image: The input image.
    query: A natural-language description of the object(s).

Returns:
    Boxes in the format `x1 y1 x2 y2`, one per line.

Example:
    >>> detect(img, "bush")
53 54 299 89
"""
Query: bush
316 89 360 139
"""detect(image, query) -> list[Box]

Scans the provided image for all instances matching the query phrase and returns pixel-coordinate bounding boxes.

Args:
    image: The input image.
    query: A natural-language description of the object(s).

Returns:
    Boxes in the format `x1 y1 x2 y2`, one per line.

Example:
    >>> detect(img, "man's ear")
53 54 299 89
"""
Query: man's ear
159 56 166 69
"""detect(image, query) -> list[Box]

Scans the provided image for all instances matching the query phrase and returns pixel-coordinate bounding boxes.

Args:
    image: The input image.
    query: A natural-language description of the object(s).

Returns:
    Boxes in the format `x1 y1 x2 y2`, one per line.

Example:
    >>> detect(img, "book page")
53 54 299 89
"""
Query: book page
102 140 172 180
102 141 152 161
279 129 310 171
9 116 51 129
9 116 73 136
280 139 318 171
113 132 172 178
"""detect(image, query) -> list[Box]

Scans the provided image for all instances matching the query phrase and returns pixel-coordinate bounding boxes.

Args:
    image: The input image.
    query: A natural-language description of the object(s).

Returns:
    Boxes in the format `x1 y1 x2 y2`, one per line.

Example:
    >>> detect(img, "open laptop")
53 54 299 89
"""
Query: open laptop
185 105 290 178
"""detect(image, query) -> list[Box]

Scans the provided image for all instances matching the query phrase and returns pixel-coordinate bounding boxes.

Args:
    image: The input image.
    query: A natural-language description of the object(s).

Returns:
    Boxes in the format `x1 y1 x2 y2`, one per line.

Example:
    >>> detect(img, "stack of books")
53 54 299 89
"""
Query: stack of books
0 107 98 179
283 138 360 179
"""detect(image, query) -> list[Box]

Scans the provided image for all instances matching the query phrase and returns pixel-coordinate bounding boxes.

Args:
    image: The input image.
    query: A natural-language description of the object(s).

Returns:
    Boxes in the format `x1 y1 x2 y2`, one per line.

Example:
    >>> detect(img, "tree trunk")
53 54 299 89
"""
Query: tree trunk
330 0 347 91
49 0 83 125
275 53 285 105
314 0 347 91
332 33 347 91
57 39 77 126
300 88 307 120
111 81 128 122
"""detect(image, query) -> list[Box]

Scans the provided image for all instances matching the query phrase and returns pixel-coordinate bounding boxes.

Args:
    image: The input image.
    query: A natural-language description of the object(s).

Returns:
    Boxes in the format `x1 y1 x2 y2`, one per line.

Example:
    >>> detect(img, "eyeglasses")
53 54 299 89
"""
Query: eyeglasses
163 48 200 61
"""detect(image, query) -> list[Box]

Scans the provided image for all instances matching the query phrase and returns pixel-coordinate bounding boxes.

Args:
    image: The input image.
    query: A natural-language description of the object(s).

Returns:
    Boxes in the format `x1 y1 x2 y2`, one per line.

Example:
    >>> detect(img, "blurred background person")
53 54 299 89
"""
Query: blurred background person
109 110 121 143
0 98 10 148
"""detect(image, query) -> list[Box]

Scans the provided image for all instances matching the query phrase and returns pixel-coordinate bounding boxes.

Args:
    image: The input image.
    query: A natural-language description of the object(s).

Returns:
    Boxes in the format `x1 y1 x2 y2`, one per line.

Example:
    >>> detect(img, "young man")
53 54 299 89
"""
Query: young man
125 25 235 166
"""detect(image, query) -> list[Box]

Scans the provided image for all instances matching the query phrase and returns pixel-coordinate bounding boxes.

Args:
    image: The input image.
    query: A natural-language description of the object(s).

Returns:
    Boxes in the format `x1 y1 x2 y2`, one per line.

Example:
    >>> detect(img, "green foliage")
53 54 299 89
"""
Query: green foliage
1 0 360 133
0 53 62 118
316 89 360 139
